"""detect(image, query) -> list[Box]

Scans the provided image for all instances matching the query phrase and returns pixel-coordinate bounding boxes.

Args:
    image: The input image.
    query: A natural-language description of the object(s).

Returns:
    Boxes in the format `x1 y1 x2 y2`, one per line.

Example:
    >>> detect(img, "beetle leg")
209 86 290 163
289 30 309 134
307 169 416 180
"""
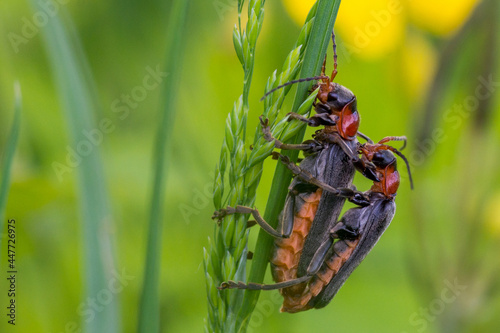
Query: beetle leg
286 112 321 127
276 154 370 206
298 221 361 291
219 275 312 291
246 220 257 228
353 159 379 182
310 113 337 126
330 221 359 241
212 205 290 239
279 195 296 238
348 192 372 207
260 116 322 151
220 236 337 291
286 112 309 123
287 112 336 127
306 237 333 275
315 103 331 114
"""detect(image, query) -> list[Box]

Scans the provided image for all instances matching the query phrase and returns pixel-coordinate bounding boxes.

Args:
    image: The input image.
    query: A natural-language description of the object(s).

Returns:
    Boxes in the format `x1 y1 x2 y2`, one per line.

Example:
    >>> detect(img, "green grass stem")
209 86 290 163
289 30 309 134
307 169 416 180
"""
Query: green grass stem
137 1 190 332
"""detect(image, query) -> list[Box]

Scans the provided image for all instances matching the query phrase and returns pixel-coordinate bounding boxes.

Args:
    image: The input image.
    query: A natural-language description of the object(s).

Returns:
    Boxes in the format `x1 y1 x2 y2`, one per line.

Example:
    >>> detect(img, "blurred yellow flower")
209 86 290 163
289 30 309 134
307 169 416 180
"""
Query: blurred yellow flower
407 0 479 36
282 0 316 26
336 0 405 59
282 0 480 59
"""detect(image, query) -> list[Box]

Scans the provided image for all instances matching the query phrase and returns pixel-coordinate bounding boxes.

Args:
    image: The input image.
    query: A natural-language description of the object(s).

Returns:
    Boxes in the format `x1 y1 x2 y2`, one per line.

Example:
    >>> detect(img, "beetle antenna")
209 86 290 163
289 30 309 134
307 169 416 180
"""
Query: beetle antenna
331 31 338 81
386 146 414 190
261 30 340 102
260 76 329 101
321 56 327 77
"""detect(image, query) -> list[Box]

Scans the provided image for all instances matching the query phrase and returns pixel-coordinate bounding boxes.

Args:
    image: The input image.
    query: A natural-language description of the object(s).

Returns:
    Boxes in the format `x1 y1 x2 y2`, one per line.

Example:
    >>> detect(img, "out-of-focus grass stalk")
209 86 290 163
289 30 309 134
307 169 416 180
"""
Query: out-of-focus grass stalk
205 0 342 331
35 3 119 332
137 1 190 332
0 83 21 248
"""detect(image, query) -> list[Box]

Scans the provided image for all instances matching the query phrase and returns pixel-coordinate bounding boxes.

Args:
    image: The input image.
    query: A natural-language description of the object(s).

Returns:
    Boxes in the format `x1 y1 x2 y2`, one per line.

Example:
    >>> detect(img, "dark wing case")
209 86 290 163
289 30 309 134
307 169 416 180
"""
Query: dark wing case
311 198 396 308
297 141 357 277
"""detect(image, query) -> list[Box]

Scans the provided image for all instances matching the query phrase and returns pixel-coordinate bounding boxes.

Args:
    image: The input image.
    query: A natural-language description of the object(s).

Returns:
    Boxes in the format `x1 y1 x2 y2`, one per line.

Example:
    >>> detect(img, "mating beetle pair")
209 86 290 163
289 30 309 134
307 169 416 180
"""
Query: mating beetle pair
213 34 413 313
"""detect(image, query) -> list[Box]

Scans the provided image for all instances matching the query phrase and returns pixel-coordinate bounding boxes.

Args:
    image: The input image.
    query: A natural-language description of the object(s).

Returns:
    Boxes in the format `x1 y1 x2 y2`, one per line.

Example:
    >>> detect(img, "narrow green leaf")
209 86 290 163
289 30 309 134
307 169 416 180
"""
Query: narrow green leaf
137 1 190 332
34 2 119 332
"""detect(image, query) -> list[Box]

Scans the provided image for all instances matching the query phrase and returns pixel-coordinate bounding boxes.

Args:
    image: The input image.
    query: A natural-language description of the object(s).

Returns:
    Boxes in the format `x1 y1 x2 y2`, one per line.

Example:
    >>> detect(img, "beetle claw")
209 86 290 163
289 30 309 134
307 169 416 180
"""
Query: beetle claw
218 280 240 290
271 151 280 160
212 207 235 222
259 115 269 128
211 210 223 220
218 282 230 290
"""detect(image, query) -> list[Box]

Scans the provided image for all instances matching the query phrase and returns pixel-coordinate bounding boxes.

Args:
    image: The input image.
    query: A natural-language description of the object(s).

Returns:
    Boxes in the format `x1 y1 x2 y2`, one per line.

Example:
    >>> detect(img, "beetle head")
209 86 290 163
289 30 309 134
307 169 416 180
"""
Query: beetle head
360 147 400 198
317 83 354 110
372 150 397 170
353 148 397 184
359 140 413 197
316 83 360 140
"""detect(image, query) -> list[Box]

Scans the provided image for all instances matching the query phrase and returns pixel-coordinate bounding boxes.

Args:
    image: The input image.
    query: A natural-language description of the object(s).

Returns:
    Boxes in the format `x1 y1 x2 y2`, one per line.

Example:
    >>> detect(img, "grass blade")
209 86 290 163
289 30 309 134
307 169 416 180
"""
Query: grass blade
0 83 21 247
34 3 119 332
206 1 268 332
137 1 190 332
240 0 342 326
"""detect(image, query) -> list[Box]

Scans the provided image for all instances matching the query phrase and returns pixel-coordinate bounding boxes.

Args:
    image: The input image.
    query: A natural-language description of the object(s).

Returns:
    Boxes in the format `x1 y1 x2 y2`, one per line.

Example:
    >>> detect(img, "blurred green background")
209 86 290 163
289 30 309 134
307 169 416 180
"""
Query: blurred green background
0 0 499 332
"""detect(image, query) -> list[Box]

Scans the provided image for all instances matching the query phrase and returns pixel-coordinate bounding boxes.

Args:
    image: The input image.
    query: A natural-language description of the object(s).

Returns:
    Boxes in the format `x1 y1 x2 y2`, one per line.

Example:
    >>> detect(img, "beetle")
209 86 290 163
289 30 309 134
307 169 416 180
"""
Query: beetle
218 137 413 313
213 33 404 311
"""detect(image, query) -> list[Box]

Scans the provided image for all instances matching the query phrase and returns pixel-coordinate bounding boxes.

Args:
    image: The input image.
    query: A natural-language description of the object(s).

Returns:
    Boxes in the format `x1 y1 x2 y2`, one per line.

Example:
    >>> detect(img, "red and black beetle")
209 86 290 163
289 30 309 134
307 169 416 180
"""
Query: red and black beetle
219 138 413 313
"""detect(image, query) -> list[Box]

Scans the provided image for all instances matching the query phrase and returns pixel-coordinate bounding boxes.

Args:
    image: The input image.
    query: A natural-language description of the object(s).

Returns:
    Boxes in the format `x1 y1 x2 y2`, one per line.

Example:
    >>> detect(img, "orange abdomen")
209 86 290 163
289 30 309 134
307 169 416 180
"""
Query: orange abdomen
270 189 322 309
305 238 359 302
279 237 360 313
